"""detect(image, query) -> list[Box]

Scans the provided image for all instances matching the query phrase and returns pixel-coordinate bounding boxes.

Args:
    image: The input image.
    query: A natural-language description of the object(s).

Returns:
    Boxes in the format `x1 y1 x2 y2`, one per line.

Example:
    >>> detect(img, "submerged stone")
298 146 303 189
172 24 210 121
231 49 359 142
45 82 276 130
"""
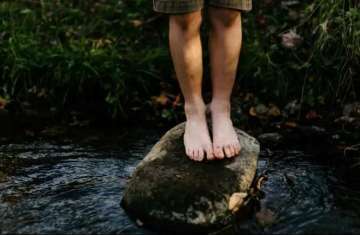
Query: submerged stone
121 122 260 234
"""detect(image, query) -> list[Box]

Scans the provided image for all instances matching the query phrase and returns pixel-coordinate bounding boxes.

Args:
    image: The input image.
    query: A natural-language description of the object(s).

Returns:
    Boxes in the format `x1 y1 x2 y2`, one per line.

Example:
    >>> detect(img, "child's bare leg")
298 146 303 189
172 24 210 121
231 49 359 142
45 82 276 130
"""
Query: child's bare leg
208 7 242 159
169 12 214 161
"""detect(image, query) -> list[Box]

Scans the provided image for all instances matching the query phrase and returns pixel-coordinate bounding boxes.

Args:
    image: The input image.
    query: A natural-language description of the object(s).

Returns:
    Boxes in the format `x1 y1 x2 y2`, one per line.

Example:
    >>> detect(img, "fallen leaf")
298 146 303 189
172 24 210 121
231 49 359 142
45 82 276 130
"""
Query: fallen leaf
334 116 356 123
249 107 257 116
281 30 302 49
37 88 47 98
244 93 254 101
151 93 169 106
281 0 300 7
284 99 300 115
255 104 269 115
228 192 247 213
136 219 144 227
284 121 297 128
268 104 281 117
255 175 268 191
130 20 143 28
94 38 112 48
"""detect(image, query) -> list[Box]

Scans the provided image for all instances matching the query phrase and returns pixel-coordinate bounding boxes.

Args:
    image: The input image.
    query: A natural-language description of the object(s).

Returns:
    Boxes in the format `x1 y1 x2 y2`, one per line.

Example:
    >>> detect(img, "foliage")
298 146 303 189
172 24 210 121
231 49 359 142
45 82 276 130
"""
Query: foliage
239 0 359 108
309 0 360 104
0 0 359 123
0 0 170 120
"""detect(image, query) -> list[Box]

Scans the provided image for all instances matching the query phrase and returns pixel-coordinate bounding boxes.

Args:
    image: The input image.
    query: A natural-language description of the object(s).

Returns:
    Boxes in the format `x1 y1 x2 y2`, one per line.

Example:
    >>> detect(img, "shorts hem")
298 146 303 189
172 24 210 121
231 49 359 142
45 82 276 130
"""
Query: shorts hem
153 0 204 14
208 1 252 12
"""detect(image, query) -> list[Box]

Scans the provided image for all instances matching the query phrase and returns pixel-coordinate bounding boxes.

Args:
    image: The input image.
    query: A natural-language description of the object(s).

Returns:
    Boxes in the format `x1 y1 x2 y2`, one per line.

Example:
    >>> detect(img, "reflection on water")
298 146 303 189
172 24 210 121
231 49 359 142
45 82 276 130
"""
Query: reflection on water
0 129 359 234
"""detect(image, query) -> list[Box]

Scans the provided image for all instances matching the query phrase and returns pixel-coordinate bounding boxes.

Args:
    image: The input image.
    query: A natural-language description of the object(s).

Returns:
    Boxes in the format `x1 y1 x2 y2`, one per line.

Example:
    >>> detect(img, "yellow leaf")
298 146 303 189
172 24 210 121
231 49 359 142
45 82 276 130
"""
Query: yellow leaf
255 175 268 191
130 20 143 28
151 93 169 106
228 192 247 213
267 104 281 117
249 107 257 116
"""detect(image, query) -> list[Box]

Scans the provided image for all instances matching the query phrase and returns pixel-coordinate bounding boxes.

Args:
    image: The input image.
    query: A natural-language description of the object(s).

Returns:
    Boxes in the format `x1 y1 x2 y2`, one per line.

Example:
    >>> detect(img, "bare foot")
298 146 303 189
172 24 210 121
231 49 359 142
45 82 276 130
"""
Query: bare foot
184 102 215 161
209 101 241 159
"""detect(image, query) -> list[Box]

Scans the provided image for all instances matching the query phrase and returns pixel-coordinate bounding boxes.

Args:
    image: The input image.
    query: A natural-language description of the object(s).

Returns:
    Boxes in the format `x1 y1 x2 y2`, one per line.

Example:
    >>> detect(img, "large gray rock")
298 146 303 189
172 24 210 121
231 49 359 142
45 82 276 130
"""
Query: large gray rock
121 122 260 234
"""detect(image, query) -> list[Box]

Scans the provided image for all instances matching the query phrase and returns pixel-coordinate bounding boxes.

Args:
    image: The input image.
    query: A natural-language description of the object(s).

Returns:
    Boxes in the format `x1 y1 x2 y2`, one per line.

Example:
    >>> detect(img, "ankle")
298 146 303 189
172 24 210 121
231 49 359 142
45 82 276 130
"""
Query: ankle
210 100 231 113
184 101 206 119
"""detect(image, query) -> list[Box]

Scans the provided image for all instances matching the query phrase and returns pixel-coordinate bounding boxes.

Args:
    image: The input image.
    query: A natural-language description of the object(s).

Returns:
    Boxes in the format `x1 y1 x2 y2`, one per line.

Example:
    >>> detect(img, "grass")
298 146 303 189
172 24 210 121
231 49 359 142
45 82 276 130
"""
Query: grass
0 0 359 123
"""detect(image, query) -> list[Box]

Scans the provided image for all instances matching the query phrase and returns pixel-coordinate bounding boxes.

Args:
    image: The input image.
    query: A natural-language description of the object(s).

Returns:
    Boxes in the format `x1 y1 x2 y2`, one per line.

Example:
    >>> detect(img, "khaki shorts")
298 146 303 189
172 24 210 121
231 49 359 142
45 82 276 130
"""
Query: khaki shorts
153 0 252 14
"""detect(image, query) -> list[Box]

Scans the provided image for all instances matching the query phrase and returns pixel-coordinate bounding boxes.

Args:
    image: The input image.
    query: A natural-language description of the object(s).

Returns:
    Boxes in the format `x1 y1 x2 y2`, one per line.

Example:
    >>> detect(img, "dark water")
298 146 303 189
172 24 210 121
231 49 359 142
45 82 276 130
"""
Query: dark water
0 129 359 234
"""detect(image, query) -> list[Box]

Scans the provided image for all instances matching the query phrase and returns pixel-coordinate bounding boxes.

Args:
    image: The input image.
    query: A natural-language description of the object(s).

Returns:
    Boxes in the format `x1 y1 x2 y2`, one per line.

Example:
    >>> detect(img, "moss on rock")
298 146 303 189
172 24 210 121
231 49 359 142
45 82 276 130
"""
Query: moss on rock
121 122 260 233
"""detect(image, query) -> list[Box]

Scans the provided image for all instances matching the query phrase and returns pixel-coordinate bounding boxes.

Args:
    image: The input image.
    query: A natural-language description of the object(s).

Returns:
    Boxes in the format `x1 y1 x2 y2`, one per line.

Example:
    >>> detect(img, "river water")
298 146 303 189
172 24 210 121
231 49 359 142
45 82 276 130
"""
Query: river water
0 128 359 234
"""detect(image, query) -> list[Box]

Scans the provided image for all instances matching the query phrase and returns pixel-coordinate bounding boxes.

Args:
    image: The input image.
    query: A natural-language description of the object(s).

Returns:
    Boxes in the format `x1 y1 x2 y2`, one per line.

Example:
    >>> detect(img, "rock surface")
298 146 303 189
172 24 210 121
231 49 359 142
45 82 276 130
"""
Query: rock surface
121 122 260 233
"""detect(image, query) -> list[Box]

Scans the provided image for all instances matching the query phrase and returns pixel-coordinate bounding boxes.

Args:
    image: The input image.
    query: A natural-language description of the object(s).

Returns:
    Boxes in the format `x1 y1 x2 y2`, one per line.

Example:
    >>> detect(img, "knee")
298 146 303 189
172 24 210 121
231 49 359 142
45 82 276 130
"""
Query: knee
209 8 240 29
170 12 202 33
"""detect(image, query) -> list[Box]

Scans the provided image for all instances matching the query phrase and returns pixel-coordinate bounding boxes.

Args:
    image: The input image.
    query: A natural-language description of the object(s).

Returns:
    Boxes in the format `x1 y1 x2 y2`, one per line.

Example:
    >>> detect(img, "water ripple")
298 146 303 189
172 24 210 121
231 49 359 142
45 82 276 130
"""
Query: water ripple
0 130 359 234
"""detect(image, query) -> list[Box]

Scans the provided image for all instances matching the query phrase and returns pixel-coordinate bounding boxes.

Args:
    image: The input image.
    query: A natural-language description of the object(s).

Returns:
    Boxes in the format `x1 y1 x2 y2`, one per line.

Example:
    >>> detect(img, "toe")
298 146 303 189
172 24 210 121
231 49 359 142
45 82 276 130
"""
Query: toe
206 147 215 160
214 145 225 159
229 145 236 157
238 143 242 153
186 147 193 159
232 144 239 155
193 149 199 161
213 146 220 157
190 148 195 161
235 143 241 155
219 149 225 159
224 145 233 158
235 142 241 154
198 149 204 161
213 146 221 158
